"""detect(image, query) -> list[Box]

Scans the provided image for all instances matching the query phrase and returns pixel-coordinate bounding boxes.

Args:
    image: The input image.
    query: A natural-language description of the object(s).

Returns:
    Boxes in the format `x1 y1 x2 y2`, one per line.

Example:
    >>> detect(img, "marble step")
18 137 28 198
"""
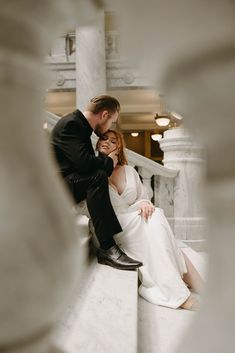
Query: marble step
54 262 138 353
52 212 139 353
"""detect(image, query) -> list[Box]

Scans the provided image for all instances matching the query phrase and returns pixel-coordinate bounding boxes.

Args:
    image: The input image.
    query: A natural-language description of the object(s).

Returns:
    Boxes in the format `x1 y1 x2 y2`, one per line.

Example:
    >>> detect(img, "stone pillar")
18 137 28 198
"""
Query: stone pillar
76 11 106 111
160 127 207 251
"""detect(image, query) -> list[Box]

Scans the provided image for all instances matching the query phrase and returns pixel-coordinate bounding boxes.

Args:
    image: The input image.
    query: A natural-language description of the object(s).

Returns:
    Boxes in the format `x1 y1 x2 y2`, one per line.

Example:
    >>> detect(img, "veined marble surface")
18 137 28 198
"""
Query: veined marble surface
76 12 106 111
54 265 138 353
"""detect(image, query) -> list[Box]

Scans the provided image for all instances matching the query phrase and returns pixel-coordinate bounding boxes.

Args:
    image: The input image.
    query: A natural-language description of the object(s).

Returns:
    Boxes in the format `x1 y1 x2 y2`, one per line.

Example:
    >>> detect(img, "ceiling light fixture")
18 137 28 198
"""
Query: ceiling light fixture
154 94 171 127
154 115 170 126
151 133 162 141
131 132 139 137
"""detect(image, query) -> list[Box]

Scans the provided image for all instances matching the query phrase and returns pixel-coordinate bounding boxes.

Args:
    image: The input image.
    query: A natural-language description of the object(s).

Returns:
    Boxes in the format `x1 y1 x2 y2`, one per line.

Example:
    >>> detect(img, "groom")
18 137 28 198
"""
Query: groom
51 95 142 270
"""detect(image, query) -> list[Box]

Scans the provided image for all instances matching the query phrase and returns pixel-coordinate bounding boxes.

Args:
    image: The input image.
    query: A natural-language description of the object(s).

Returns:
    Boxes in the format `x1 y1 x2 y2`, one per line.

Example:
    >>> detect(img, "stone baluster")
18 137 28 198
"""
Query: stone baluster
0 1 102 353
159 127 207 251
154 175 175 229
138 167 153 201
76 11 106 111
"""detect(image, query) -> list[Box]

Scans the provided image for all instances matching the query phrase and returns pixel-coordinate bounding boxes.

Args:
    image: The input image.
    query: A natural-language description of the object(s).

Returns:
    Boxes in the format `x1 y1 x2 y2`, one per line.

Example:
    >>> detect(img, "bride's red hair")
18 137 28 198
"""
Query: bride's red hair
97 129 128 166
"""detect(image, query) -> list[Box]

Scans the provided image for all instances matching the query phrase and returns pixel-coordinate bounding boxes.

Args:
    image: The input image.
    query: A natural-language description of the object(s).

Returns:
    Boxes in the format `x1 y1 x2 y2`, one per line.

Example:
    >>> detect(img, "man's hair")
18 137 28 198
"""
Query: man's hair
86 95 120 115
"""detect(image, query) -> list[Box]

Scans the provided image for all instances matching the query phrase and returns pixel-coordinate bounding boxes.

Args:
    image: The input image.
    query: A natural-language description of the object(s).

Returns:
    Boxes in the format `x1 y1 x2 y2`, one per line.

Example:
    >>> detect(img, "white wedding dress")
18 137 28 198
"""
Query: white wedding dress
108 165 191 309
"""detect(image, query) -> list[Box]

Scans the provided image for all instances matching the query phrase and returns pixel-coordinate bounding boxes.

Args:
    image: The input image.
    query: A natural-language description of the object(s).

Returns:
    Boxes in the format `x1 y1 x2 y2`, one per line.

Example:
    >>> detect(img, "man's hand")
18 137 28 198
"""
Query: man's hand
108 149 118 168
138 201 155 221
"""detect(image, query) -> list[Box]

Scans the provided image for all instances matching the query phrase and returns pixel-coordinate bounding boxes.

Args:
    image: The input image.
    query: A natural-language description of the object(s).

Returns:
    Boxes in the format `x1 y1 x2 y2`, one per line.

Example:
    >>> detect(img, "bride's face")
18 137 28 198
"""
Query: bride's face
98 132 118 155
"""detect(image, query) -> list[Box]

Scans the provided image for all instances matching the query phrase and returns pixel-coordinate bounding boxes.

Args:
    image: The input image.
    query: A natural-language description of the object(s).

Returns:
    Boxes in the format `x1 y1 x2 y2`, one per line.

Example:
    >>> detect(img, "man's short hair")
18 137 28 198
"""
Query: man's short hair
86 95 120 115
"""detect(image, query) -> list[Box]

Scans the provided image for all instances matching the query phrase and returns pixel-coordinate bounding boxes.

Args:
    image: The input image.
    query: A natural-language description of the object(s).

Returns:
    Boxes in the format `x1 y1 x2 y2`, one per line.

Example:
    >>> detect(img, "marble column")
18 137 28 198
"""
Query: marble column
76 11 106 111
160 127 207 250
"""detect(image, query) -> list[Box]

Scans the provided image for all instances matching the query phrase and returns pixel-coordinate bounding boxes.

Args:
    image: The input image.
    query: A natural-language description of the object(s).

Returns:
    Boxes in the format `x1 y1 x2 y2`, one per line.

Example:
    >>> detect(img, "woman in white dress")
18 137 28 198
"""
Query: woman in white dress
95 129 204 310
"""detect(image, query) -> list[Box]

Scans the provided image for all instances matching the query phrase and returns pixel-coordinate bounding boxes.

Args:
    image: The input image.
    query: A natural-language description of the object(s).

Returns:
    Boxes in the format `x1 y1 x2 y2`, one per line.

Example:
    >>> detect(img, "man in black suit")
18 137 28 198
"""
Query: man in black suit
51 95 142 270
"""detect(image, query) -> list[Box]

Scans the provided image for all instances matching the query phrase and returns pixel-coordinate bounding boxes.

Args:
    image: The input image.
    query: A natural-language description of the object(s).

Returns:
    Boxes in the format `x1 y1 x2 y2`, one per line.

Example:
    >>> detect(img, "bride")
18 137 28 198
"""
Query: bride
91 129 204 310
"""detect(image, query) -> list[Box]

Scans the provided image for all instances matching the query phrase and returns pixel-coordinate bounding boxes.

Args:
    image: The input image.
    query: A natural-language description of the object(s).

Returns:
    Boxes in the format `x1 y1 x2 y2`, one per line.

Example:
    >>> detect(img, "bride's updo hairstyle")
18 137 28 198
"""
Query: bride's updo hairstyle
97 129 128 166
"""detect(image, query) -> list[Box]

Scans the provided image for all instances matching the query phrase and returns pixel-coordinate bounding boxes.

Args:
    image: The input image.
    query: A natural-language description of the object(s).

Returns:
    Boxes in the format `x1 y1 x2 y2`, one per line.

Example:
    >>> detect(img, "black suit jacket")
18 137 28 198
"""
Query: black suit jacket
51 110 114 178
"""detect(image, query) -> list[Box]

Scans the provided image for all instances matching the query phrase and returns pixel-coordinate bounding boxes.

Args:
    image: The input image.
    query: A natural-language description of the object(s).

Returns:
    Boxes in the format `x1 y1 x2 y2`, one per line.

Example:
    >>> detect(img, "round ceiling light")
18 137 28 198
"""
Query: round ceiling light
155 115 170 126
131 132 139 137
151 133 162 141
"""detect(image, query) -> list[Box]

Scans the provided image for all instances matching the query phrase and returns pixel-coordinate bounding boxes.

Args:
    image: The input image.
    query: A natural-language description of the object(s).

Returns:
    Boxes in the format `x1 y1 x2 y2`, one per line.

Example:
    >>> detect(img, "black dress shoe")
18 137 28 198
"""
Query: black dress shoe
97 245 143 270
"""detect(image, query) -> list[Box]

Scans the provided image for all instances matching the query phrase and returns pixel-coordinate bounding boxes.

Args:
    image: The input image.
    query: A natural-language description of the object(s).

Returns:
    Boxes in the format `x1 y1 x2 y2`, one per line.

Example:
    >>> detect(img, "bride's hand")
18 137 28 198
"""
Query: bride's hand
108 148 119 168
138 202 155 221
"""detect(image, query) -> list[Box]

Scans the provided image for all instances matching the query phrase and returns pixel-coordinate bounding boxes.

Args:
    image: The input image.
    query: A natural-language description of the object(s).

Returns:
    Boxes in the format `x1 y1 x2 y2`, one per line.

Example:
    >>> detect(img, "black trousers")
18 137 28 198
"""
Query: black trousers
64 170 122 248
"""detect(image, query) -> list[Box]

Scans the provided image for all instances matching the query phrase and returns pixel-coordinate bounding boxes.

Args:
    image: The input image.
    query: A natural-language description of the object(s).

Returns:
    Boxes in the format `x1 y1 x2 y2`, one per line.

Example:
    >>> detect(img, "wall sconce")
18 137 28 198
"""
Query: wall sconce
151 133 162 141
131 132 139 137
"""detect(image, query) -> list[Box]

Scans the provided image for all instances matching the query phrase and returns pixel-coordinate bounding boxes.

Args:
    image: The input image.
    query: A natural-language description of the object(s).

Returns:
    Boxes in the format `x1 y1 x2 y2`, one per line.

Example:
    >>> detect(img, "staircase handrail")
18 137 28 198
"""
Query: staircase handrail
45 111 178 179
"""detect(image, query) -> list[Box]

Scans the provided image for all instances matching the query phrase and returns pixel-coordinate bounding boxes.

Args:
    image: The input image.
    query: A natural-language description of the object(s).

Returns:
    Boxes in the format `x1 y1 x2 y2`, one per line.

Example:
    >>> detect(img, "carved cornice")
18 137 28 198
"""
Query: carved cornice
45 29 152 90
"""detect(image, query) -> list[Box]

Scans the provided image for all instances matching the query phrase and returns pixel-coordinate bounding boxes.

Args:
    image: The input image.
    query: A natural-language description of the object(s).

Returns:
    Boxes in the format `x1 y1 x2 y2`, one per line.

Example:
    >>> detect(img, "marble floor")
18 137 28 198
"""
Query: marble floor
54 264 138 353
138 297 196 353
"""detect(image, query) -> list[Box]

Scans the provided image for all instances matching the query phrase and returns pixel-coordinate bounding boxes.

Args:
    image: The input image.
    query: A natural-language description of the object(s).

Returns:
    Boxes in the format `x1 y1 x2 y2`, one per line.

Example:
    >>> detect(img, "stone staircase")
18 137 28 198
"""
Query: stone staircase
53 215 139 353
45 111 207 353
52 215 207 353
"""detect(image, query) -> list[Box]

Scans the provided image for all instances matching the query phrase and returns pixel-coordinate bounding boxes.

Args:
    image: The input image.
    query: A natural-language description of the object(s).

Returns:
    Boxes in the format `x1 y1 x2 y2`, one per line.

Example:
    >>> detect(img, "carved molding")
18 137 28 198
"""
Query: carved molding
45 29 152 91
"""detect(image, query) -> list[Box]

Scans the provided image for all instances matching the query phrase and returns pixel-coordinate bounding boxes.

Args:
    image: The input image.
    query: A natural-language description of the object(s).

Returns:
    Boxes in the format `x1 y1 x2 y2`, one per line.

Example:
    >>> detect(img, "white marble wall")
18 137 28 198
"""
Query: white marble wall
46 63 76 91
160 128 207 250
44 32 76 91
76 11 106 111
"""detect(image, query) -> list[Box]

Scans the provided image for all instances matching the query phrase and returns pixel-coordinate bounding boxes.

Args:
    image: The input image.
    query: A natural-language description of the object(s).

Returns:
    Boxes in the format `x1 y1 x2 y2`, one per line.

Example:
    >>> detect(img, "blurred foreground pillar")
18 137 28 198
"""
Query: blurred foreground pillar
0 1 101 352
